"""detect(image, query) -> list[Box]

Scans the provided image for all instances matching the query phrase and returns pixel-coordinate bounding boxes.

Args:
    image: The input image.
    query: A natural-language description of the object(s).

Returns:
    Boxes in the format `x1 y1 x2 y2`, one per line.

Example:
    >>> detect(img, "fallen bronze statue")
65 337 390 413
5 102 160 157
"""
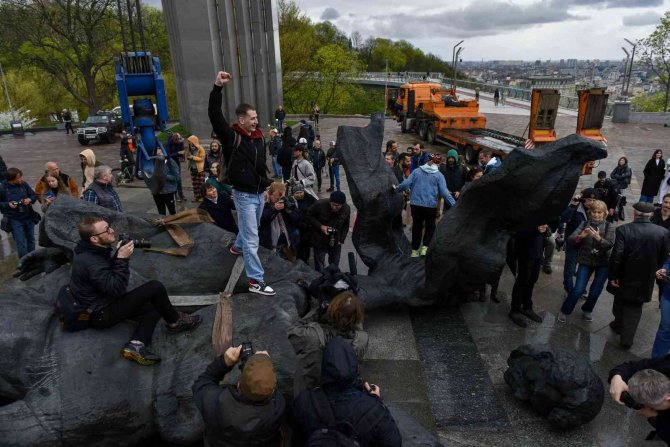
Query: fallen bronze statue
0 113 607 445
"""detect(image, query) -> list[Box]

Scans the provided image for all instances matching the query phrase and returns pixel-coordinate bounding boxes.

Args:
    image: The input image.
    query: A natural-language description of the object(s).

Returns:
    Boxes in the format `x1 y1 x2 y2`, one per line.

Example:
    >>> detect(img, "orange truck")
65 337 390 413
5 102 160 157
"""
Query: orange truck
389 82 607 171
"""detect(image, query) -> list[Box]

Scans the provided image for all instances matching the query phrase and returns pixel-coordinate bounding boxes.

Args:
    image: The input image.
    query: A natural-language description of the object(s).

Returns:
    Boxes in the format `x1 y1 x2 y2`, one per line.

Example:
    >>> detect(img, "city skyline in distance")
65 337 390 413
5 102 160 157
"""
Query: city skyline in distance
293 0 669 62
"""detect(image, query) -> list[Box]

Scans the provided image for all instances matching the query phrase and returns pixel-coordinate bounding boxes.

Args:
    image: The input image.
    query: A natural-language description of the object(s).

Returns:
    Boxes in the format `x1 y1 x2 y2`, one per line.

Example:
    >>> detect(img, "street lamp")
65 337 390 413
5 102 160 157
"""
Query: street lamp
621 47 630 98
0 61 23 136
452 40 464 90
624 38 637 98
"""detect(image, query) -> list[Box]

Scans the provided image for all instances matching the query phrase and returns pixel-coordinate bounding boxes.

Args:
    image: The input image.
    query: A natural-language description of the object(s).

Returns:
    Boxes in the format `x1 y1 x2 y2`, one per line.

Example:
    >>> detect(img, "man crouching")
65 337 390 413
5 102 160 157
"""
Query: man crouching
68 216 202 365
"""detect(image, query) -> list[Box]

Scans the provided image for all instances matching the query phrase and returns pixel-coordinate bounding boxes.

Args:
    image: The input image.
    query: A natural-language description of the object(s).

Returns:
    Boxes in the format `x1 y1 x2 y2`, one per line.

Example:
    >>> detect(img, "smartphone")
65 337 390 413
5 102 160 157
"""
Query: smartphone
589 222 599 231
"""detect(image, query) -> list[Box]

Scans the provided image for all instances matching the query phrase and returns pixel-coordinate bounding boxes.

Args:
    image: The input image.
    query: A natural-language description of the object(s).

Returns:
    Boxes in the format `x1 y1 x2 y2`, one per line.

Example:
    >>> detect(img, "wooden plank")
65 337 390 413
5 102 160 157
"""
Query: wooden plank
169 294 220 306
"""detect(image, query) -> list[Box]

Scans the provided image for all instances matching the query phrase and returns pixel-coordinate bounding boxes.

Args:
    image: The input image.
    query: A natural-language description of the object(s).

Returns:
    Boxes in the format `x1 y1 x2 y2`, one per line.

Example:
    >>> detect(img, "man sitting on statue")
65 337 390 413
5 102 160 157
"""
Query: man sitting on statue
68 216 202 365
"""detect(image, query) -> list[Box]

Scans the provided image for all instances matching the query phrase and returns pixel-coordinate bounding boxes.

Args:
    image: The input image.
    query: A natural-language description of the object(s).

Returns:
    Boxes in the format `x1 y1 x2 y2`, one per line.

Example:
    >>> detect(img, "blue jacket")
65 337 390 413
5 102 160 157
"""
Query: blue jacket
0 181 37 221
484 157 502 174
410 152 430 172
397 164 456 209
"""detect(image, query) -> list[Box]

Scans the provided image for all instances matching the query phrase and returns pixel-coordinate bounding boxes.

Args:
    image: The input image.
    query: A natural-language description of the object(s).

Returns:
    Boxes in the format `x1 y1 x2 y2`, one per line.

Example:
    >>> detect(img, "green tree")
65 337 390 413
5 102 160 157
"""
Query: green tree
0 0 122 115
639 11 670 112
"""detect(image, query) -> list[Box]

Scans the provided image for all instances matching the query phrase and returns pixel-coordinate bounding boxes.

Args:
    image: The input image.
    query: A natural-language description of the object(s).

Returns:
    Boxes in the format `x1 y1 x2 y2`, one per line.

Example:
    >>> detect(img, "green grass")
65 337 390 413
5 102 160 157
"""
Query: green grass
157 123 190 143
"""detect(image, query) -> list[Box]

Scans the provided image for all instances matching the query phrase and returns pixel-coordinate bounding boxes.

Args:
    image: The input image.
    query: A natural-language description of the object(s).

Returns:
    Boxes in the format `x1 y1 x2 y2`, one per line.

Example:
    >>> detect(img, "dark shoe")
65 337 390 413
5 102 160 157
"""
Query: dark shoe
620 341 633 349
542 265 552 274
166 312 202 334
326 187 334 192
491 294 501 303
509 312 527 328
249 279 276 296
521 309 543 323
122 342 161 366
229 244 242 255
609 321 621 334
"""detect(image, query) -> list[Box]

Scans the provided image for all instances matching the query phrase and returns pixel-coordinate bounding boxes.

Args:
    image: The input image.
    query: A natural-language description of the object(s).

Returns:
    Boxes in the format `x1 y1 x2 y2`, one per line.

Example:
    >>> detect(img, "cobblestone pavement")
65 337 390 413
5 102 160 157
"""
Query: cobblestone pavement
1 111 668 445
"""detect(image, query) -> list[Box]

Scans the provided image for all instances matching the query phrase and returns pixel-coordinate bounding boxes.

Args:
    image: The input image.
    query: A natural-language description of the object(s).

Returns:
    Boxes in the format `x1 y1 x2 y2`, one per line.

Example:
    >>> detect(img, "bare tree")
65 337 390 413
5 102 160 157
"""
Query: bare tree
639 12 670 112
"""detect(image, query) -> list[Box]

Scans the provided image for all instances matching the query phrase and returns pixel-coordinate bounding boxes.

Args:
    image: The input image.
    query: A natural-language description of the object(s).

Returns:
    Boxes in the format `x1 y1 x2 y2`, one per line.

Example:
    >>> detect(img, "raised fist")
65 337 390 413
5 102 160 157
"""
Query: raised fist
215 71 232 86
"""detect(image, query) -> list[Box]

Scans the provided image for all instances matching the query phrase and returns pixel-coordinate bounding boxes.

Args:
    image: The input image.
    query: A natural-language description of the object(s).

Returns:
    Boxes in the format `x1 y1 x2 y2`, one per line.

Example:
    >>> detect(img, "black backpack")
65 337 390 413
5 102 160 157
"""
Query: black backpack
305 388 385 447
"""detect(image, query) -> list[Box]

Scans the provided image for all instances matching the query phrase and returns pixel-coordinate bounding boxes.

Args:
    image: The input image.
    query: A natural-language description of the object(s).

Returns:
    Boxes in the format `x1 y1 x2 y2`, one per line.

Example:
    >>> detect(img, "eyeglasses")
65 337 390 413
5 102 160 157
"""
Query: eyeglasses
92 225 112 237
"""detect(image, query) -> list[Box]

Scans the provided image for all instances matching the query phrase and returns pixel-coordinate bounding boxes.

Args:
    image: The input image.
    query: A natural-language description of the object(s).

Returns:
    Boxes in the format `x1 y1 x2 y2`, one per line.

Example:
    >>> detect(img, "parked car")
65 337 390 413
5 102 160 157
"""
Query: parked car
77 112 123 145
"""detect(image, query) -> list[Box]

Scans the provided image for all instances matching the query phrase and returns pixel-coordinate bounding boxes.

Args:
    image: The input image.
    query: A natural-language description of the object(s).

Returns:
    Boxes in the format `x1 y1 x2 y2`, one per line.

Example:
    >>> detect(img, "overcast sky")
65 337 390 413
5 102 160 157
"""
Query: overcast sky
293 0 669 61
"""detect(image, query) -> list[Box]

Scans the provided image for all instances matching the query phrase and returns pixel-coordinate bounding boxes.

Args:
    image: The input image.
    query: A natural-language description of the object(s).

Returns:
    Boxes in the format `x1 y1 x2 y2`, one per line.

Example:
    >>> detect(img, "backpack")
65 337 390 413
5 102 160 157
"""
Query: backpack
220 132 267 184
305 388 385 447
55 285 92 332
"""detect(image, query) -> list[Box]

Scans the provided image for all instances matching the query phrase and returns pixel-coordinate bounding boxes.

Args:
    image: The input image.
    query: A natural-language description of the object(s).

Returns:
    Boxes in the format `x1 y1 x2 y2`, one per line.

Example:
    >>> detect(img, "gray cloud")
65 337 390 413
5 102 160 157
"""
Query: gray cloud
553 0 663 7
622 11 661 26
357 1 585 39
321 7 340 20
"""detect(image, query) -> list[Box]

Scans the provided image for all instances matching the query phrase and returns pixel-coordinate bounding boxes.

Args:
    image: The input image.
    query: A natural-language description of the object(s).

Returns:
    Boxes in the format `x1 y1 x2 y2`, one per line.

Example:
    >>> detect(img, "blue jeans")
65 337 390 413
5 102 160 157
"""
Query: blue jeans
653 290 670 358
563 243 579 293
233 190 265 282
10 218 35 259
330 165 340 190
560 264 608 315
271 155 282 178
639 194 655 203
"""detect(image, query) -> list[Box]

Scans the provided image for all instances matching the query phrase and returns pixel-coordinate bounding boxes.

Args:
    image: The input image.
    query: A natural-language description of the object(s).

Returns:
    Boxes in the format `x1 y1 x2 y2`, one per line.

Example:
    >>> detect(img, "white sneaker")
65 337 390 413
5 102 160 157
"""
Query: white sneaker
557 312 567 323
582 312 593 321
249 280 276 296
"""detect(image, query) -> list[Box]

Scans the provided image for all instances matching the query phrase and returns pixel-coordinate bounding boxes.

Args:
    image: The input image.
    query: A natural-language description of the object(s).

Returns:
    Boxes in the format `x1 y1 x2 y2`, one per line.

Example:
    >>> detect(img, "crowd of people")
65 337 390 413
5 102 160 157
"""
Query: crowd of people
5 70 670 444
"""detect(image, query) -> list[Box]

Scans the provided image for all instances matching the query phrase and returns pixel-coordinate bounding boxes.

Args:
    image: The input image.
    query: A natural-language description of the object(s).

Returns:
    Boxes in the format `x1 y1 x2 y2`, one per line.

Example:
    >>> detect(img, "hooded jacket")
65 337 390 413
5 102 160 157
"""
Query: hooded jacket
439 149 468 193
79 149 100 190
186 135 206 173
291 157 318 200
396 163 456 209
69 240 130 312
208 86 272 194
34 171 78 200
192 356 285 447
290 337 401 447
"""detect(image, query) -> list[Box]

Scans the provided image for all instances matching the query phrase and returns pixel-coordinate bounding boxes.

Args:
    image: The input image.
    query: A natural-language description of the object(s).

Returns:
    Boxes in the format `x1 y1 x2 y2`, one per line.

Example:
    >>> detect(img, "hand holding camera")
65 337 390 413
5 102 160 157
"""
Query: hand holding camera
364 382 381 398
8 201 19 209
572 194 582 204
657 269 670 283
274 198 285 211
116 240 135 259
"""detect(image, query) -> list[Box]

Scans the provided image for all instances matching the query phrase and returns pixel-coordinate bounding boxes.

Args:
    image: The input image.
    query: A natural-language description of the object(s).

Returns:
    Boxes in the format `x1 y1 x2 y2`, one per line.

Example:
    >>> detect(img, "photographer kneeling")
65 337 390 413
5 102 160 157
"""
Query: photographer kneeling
609 355 670 442
192 346 285 446
67 216 202 365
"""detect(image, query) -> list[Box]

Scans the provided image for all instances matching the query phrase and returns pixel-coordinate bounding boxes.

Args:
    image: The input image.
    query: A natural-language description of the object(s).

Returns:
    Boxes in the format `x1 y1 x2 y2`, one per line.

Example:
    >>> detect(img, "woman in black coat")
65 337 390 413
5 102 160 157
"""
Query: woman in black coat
641 149 665 204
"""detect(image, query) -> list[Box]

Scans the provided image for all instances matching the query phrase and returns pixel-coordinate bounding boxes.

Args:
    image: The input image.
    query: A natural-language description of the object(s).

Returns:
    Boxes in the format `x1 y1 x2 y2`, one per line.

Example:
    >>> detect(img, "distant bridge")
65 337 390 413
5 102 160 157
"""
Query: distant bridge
286 72 614 116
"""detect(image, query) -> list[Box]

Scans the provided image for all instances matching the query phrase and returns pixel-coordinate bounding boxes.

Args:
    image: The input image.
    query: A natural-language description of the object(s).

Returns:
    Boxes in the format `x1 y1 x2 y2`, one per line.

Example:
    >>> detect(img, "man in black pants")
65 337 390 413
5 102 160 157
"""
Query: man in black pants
305 191 350 272
509 224 548 327
69 216 202 365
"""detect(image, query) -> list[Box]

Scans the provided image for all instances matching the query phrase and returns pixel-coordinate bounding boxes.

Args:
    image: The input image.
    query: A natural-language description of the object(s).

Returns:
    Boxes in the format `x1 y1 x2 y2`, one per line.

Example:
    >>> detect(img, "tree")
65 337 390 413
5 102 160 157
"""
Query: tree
0 0 122 115
639 12 670 112
350 31 362 50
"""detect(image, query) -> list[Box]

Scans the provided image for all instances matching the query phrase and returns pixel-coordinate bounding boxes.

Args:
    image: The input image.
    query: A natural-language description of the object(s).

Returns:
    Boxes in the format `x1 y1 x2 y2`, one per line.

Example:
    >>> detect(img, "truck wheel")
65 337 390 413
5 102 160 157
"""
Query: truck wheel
465 145 477 165
426 123 436 144
78 138 89 146
418 121 427 141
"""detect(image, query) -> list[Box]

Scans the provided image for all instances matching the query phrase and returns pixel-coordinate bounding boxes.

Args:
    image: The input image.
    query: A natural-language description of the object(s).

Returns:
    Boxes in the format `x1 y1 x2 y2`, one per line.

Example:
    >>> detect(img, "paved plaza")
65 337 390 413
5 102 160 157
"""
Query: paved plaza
1 106 669 445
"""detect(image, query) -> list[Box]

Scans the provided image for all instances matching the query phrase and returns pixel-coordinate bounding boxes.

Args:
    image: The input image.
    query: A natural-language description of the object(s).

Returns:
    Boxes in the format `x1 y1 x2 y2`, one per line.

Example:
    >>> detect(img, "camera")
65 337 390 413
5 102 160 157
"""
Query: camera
327 227 338 248
620 391 644 410
118 233 152 249
239 341 254 370
10 201 19 207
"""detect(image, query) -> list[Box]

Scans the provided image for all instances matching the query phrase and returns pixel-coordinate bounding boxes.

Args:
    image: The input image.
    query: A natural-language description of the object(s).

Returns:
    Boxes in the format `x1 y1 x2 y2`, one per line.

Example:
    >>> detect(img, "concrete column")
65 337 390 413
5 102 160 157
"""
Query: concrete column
161 0 283 137
612 101 630 124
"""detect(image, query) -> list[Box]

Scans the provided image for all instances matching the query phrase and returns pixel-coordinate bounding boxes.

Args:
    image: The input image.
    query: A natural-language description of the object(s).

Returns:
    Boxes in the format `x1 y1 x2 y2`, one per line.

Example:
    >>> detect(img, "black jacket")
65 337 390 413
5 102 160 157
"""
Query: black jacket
611 164 632 190
290 337 401 447
208 85 272 194
200 193 238 234
609 355 670 444
259 201 301 250
120 138 135 164
69 241 130 312
594 179 619 210
439 163 468 194
642 158 666 197
192 356 285 447
306 199 350 248
608 218 670 304
652 209 670 230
